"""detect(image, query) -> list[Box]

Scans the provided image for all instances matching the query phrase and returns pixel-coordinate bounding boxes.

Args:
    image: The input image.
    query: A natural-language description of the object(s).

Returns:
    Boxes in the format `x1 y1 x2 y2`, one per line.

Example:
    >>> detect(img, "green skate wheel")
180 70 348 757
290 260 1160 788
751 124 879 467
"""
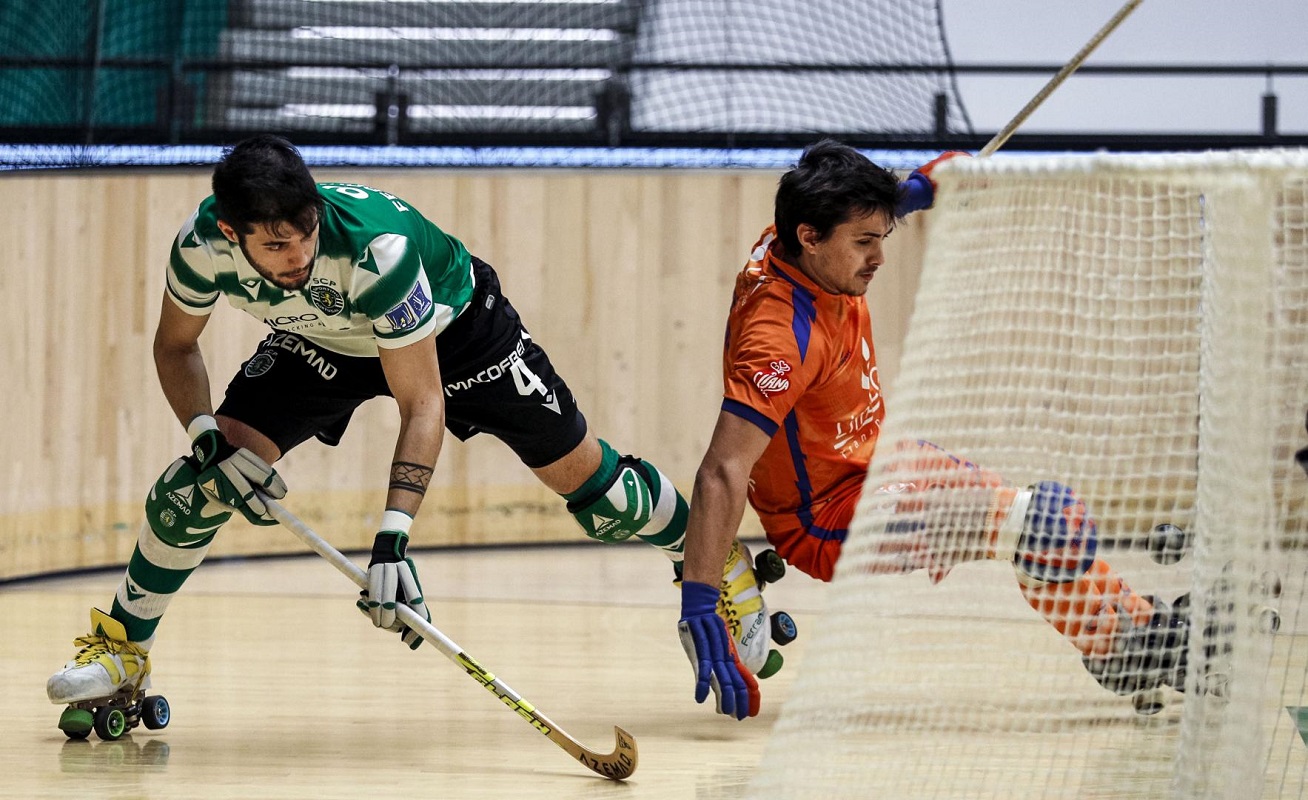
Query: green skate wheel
58 708 93 739
757 649 784 680
755 549 787 585
94 706 128 741
771 611 798 646
141 695 170 730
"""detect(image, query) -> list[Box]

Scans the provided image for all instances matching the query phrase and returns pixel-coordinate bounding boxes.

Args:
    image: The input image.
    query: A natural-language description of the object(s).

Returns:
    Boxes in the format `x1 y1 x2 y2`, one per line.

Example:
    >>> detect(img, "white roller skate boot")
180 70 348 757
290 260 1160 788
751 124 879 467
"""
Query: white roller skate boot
719 540 796 679
48 608 162 741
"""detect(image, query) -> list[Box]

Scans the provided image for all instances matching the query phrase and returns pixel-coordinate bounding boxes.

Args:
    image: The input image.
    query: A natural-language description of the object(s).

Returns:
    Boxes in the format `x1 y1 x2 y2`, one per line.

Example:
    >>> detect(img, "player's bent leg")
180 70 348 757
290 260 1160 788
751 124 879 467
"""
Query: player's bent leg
118 456 232 641
1018 559 1156 657
999 480 1186 695
48 457 232 705
563 438 688 559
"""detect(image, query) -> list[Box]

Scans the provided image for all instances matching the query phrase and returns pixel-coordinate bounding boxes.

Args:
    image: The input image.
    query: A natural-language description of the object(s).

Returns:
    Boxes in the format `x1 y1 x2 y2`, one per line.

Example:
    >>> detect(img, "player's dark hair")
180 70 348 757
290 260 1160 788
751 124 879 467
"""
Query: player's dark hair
212 134 322 237
774 139 899 259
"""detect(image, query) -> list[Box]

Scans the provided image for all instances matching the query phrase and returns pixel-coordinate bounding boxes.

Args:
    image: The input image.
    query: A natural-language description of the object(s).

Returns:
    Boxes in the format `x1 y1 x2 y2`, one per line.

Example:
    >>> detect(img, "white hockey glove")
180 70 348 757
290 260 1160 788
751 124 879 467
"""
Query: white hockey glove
357 531 430 650
188 415 287 525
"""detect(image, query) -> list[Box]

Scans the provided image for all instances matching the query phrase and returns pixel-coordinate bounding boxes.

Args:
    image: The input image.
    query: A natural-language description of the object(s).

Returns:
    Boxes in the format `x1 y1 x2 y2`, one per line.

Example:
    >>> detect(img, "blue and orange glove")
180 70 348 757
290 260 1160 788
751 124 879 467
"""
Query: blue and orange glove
677 580 759 720
1015 481 1100 584
896 150 971 216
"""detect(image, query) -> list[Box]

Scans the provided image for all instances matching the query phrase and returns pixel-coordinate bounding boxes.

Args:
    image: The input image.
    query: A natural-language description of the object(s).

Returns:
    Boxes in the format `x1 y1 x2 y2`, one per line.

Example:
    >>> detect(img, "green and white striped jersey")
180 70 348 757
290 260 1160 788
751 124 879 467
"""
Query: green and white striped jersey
167 182 475 357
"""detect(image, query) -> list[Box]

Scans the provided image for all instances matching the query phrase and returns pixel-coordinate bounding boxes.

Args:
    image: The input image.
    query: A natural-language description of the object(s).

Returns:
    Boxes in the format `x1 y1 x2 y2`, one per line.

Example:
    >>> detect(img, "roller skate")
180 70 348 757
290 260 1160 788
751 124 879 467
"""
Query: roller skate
47 608 170 741
1107 524 1282 715
1147 523 1281 636
716 540 798 680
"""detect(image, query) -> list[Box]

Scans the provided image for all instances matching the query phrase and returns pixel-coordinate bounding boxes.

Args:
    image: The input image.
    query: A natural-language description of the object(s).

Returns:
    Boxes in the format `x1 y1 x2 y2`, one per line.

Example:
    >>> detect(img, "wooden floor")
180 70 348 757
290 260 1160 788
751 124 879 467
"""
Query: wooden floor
4 542 1305 799
1 541 828 800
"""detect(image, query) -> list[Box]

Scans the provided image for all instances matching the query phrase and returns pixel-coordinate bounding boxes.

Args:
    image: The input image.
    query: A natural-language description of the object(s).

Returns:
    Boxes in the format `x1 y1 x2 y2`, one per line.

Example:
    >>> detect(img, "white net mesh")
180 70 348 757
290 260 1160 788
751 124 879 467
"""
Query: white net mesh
750 152 1308 800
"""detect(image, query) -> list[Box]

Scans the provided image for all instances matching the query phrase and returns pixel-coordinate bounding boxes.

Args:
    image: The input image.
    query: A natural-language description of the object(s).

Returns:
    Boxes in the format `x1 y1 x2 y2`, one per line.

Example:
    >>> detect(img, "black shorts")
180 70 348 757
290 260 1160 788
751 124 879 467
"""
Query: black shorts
216 257 588 469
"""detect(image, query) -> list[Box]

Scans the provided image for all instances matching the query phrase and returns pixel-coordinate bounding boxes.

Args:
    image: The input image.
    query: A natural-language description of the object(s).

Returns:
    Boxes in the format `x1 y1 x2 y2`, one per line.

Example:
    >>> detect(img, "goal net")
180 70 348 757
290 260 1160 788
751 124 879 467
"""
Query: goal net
750 152 1308 799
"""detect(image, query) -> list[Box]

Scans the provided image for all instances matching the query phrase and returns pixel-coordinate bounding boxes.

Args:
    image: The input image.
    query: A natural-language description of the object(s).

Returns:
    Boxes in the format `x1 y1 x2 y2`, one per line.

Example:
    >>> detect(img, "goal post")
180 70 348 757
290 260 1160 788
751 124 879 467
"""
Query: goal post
749 152 1308 799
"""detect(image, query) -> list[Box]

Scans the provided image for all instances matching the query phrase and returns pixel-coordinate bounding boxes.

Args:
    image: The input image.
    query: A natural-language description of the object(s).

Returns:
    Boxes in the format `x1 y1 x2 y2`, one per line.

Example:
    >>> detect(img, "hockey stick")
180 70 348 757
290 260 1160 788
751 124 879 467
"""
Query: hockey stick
979 0 1144 157
262 496 638 781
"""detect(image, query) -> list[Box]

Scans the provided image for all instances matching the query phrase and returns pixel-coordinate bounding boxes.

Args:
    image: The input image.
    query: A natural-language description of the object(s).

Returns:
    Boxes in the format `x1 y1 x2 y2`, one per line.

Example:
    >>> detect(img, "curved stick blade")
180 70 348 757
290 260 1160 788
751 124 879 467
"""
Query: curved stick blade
549 725 638 780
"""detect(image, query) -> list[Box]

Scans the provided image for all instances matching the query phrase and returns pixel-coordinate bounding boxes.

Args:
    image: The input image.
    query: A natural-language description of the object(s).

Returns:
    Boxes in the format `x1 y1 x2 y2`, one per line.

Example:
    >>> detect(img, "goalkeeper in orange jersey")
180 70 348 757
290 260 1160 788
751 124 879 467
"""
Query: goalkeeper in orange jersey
676 140 1185 720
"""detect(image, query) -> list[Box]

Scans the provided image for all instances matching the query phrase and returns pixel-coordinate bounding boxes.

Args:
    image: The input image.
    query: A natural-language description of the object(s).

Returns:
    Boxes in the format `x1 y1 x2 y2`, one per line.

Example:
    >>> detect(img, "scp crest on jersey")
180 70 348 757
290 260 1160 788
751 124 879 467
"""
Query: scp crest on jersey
309 283 345 316
752 360 792 396
244 352 276 378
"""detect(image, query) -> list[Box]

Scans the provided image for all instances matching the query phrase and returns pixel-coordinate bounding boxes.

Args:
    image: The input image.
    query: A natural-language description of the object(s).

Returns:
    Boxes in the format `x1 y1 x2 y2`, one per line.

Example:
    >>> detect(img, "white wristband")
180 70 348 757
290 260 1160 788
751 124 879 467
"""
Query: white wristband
380 509 415 535
996 488 1034 558
186 414 219 440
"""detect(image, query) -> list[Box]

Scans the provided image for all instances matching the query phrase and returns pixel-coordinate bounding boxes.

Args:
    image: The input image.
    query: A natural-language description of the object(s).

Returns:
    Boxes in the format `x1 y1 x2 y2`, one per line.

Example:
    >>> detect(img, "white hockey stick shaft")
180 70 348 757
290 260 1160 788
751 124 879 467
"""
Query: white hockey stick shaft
979 0 1144 157
262 496 638 780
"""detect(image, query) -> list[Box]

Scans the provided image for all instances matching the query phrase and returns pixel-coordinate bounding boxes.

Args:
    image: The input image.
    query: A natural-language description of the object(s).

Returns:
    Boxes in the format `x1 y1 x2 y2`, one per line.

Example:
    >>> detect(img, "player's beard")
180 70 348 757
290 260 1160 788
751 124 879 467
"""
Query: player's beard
238 239 314 290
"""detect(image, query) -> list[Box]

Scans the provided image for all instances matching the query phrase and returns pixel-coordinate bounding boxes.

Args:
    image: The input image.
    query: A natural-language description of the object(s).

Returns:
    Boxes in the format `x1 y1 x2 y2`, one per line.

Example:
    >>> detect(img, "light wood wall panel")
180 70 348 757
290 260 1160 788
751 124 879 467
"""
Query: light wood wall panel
0 169 927 580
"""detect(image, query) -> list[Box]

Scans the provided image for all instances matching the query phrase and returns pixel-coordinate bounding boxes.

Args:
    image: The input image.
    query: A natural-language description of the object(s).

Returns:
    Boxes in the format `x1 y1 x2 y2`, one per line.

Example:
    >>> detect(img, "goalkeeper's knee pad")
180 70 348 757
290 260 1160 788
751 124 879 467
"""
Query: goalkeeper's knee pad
144 457 233 547
1013 481 1099 584
567 441 681 544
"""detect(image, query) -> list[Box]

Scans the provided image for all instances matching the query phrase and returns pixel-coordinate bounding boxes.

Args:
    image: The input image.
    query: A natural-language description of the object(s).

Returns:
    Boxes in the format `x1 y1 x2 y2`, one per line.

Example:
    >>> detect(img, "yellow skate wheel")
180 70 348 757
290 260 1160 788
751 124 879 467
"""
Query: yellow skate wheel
58 708 93 739
93 707 128 741
757 649 784 680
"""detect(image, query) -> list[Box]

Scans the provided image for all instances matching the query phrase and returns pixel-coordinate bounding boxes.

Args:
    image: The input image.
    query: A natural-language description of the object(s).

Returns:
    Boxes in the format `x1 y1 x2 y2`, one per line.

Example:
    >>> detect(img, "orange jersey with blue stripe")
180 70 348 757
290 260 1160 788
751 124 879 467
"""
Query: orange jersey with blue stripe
722 226 885 540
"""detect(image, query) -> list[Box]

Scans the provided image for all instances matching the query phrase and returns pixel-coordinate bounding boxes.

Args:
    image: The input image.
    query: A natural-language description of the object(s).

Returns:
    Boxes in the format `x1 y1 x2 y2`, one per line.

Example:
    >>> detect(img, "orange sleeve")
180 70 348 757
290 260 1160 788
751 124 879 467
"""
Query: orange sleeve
723 292 825 431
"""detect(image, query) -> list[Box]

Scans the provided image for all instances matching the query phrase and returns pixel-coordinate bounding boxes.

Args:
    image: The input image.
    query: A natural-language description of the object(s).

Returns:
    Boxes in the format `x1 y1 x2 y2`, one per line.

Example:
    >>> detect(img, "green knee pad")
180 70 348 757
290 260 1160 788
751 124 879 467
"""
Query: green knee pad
144 457 232 547
566 442 685 544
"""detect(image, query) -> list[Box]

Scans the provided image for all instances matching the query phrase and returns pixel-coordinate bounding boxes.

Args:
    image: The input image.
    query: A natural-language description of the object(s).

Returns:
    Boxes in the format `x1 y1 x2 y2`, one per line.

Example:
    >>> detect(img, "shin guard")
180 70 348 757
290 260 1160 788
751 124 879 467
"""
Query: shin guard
565 440 688 558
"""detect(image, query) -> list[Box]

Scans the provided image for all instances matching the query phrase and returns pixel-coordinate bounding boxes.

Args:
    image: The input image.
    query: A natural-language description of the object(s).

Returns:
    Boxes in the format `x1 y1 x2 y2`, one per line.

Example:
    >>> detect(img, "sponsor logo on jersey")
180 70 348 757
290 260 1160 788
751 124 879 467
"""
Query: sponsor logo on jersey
385 303 416 331
752 360 792 396
309 283 345 316
860 339 877 391
406 281 432 317
383 281 434 333
833 341 883 458
265 332 338 380
443 339 527 395
244 352 276 378
266 313 321 333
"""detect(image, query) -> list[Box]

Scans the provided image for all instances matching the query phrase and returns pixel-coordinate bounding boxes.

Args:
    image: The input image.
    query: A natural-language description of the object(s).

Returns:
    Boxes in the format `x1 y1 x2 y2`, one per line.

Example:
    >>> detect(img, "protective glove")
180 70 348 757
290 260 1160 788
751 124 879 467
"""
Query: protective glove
677 580 759 720
357 530 430 650
896 150 971 216
867 482 996 585
1014 481 1100 584
188 414 286 525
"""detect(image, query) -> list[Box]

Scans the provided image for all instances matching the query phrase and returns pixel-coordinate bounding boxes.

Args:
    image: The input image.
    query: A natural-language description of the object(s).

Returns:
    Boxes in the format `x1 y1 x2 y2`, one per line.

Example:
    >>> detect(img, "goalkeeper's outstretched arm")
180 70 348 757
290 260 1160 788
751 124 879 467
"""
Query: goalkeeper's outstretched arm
678 409 773 720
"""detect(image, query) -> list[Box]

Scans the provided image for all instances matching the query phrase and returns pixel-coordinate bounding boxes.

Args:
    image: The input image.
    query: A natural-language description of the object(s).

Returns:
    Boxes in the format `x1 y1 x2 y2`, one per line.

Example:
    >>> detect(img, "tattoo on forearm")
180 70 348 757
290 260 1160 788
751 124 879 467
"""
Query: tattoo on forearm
390 461 433 496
